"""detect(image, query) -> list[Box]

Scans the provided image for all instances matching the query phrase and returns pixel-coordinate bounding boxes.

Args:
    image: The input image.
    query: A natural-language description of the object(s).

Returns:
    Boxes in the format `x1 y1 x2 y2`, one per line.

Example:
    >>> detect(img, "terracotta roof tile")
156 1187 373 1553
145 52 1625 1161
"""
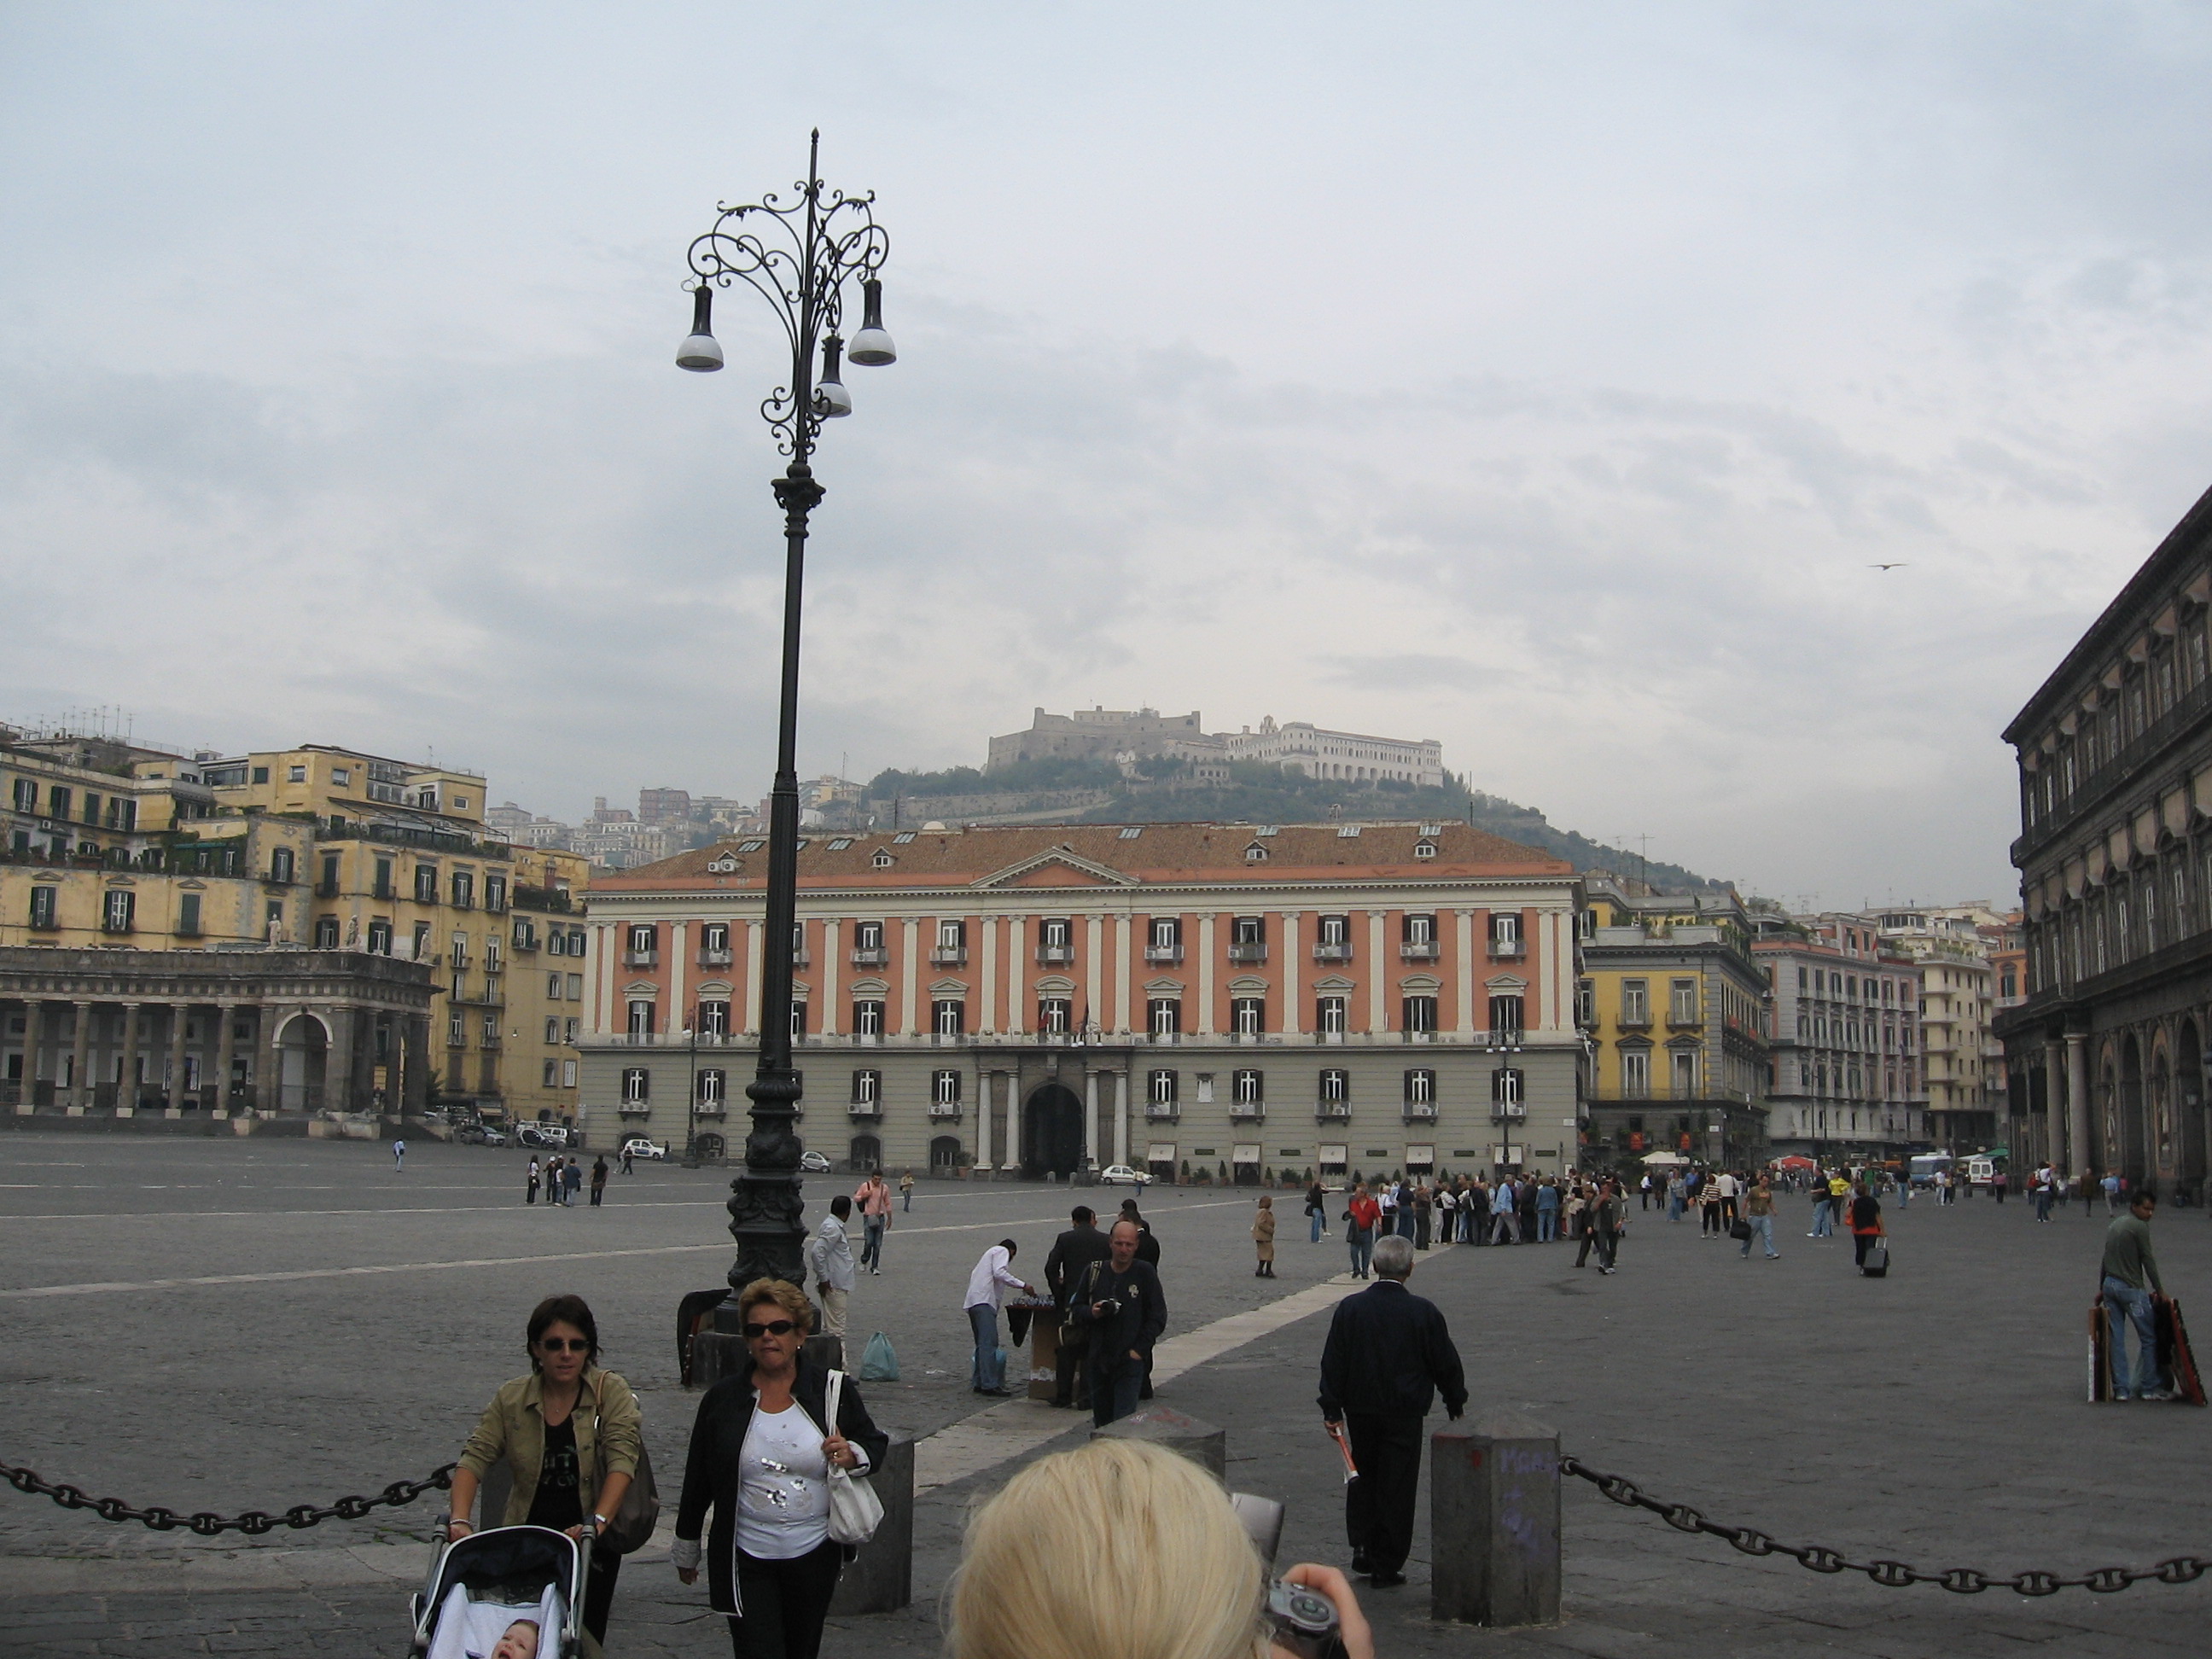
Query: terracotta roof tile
594 820 1572 894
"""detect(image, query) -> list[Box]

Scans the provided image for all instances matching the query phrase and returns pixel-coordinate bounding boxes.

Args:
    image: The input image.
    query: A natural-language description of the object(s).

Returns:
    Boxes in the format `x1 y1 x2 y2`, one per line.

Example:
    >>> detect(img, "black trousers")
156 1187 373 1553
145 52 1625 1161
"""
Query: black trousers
729 1540 844 1659
1342 1412 1423 1574
575 1542 620 1645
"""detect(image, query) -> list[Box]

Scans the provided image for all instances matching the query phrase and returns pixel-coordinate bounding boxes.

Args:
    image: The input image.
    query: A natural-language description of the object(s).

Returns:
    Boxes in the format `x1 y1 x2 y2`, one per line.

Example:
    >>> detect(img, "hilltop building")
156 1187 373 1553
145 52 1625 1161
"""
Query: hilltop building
987 707 1446 789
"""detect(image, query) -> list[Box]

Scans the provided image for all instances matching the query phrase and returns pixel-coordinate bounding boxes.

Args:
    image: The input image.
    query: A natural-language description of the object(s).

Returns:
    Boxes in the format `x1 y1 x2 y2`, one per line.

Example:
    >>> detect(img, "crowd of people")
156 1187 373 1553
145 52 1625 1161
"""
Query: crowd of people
1318 1171 1639 1275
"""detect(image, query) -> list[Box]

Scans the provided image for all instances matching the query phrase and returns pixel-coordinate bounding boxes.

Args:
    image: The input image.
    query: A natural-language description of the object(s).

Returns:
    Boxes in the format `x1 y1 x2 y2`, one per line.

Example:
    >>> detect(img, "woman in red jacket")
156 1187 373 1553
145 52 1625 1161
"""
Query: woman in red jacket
1343 1182 1382 1279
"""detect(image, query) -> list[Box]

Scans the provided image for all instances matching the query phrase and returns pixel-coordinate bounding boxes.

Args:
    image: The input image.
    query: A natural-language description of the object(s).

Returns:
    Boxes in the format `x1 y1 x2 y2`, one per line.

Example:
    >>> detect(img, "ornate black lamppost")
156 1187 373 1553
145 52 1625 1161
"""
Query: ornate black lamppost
676 131 894 1315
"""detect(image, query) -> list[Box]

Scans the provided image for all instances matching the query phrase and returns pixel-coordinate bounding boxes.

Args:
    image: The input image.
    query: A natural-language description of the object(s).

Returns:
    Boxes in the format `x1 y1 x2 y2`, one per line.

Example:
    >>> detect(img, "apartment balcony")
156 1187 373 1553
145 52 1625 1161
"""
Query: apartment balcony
1665 1010 1703 1030
1144 1031 1183 1046
929 946 969 967
848 1100 882 1119
478 1034 502 1050
1144 1103 1180 1121
622 949 659 969
1226 943 1269 964
1616 1011 1651 1031
926 1104 963 1121
315 880 341 899
1491 1103 1527 1122
617 1103 652 1118
1229 1102 1266 1121
1144 946 1185 965
790 949 811 968
1400 940 1441 963
1035 944 1076 965
849 946 889 967
1315 1103 1352 1122
1313 1030 1348 1045
1312 942 1354 963
691 1104 727 1121
1487 939 1527 960
697 949 733 968
1404 1103 1438 1121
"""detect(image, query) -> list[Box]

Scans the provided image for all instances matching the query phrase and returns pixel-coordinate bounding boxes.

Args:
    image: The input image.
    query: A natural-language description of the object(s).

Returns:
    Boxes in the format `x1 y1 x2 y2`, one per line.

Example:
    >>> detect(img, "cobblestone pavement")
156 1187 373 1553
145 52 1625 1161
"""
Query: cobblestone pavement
7 1138 2212 1655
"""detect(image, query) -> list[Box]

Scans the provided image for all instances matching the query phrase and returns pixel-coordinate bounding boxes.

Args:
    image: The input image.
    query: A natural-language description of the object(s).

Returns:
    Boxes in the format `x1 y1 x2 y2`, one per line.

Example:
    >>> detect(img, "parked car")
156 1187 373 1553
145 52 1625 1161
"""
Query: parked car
799 1150 833 1173
620 1137 669 1161
453 1123 486 1144
515 1123 565 1150
1098 1164 1151 1186
478 1127 507 1147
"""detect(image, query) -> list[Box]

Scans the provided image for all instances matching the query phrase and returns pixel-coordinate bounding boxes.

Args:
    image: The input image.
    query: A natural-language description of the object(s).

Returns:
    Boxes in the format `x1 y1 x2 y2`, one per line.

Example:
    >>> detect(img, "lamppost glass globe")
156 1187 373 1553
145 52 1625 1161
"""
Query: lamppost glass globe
815 335 853 417
847 277 896 366
677 287 725 372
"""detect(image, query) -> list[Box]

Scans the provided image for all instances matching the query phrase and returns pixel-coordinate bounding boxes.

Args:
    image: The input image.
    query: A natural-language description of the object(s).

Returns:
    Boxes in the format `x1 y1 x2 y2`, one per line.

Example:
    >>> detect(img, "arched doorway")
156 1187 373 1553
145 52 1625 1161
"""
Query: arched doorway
693 1131 727 1162
1022 1083 1084 1179
849 1134 882 1173
928 1134 963 1174
2121 1034 2146 1186
276 1013 329 1113
2179 1022 2206 1203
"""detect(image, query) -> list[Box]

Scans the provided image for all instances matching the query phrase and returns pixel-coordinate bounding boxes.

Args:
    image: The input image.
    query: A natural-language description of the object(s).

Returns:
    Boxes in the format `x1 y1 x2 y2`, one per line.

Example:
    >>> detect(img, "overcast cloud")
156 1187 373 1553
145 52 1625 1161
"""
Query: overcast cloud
6 3 2212 909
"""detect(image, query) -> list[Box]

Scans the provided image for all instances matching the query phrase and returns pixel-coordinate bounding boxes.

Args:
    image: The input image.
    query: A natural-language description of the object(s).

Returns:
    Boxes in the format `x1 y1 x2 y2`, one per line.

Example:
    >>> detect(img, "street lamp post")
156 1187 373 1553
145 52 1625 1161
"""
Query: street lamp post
676 131 894 1316
680 1026 700 1167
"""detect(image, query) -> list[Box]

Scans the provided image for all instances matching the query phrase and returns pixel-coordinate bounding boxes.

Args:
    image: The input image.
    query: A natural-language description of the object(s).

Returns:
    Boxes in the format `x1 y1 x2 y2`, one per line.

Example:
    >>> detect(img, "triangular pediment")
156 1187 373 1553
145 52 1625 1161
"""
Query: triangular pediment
975 847 1138 889
1485 975 1528 992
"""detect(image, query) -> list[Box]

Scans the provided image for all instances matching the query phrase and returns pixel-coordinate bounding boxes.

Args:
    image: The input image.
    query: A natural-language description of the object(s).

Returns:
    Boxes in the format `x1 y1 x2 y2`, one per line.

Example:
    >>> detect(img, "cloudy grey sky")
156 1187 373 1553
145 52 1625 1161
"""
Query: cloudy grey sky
6 4 2211 909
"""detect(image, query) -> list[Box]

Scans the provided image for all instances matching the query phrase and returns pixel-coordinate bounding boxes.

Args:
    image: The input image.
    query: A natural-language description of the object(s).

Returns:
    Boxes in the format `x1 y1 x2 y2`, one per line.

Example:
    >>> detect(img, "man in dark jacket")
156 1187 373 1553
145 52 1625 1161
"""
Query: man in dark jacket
1045 1205 1113 1408
1068 1217 1167 1427
1318 1231 1466 1588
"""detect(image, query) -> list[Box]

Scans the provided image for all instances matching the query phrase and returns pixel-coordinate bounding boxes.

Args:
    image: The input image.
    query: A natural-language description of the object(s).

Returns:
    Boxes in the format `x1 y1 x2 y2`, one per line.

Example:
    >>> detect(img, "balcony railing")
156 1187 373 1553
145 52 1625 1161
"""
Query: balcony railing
850 946 889 967
697 949 733 967
848 1100 882 1118
1404 1103 1438 1120
1666 1009 1703 1028
1229 1102 1266 1121
929 946 968 967
1617 1010 1651 1030
1490 1103 1527 1121
622 949 659 969
1144 945 1184 965
1036 944 1076 965
692 1104 727 1120
617 1103 652 1117
1400 940 1441 962
1315 1103 1352 1121
1144 1103 1179 1120
790 949 811 967
1488 939 1527 959
1226 943 1269 963
1313 942 1353 963
927 1104 962 1121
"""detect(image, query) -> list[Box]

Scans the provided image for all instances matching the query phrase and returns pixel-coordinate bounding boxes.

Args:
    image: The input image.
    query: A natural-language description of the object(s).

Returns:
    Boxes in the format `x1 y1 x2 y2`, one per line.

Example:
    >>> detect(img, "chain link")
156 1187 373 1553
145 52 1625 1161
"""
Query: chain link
3 1458 454 1535
1560 1454 2205 1597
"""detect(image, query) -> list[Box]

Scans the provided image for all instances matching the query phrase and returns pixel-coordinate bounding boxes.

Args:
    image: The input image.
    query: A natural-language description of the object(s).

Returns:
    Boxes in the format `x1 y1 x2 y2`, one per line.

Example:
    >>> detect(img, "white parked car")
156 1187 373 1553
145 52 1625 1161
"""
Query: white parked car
1097 1164 1151 1186
619 1137 668 1161
799 1150 833 1173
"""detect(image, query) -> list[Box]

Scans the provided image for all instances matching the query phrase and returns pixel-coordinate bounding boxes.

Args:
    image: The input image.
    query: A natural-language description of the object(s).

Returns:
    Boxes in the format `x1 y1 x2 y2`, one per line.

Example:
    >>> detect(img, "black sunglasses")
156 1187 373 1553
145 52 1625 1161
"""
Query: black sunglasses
538 1337 591 1353
742 1319 797 1339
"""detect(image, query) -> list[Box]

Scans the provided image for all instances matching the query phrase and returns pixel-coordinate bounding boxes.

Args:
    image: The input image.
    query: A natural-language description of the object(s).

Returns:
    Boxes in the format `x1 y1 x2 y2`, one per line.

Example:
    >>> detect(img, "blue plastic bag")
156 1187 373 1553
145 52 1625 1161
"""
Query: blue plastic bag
859 1330 899 1382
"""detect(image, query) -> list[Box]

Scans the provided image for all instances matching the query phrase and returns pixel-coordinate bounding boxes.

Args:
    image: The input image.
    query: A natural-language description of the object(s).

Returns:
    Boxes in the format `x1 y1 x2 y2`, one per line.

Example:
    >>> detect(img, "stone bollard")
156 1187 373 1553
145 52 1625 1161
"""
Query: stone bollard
828 1435 915 1614
1429 1410 1561 1627
1090 1404 1225 1479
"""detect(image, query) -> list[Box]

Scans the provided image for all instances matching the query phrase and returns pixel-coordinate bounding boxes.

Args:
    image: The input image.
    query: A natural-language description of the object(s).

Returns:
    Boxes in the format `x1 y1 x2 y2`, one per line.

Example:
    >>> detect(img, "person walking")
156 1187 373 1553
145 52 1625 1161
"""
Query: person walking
963 1239 1033 1397
1715 1169 1740 1228
899 1168 916 1212
1253 1194 1278 1277
1699 1179 1724 1238
1375 1180 1399 1242
1115 1198 1161 1266
1306 1179 1329 1243
1411 1182 1431 1250
1809 1176 1835 1237
526 1155 540 1206
1317 1233 1467 1589
1535 1178 1560 1243
1639 1172 1655 1211
590 1155 608 1208
1846 1180 1884 1270
1465 1177 1490 1245
620 1143 635 1175
544 1155 562 1206
852 1172 893 1274
1738 1177 1780 1260
1344 1183 1379 1278
393 1137 405 1171
447 1295 640 1651
563 1158 583 1208
2102 1190 2175 1400
1592 1179 1624 1274
1491 1176 1521 1245
2102 1171 2122 1215
806 1195 858 1340
1044 1206 1112 1410
1066 1218 1167 1428
671 1278 888 1659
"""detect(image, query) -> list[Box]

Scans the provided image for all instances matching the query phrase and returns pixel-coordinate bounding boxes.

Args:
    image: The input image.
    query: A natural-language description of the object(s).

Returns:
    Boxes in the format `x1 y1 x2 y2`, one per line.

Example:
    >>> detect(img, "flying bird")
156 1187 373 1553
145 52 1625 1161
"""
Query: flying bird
1869 562 1908 571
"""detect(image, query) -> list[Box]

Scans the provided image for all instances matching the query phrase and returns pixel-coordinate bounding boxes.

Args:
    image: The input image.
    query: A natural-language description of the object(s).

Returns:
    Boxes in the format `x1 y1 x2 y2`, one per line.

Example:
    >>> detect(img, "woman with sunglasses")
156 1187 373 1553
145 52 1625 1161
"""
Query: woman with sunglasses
448 1294 641 1649
672 1278 889 1659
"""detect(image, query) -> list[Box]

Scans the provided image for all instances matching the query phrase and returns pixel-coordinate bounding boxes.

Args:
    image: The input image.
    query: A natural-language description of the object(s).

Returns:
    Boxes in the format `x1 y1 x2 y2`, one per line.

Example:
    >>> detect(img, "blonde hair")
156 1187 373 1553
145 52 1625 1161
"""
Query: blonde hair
736 1277 815 1333
948 1439 1266 1659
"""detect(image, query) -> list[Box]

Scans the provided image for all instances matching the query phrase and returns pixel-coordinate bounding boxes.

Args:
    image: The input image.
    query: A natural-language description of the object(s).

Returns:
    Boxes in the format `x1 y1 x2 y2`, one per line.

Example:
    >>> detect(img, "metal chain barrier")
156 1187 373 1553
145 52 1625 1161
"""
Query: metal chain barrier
1561 1455 2204 1596
2 1458 454 1537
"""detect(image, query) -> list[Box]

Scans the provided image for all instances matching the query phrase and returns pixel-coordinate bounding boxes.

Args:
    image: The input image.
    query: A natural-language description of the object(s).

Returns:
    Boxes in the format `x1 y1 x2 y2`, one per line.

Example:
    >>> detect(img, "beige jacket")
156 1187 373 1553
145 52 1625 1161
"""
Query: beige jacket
459 1366 643 1527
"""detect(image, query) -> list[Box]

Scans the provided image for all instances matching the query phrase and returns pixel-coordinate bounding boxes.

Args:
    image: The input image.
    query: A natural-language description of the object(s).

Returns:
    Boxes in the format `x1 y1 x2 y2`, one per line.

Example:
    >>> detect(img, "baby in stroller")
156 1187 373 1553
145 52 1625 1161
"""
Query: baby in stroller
412 1524 586 1659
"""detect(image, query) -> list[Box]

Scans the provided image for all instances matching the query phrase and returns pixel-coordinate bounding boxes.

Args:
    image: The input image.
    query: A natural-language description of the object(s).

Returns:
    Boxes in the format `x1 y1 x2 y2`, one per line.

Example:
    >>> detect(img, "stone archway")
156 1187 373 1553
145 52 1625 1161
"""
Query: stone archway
1022 1083 1084 1179
276 1012 329 1114
2179 1021 2206 1204
849 1134 883 1174
2150 1033 2174 1185
2120 1033 2146 1187
928 1134 963 1173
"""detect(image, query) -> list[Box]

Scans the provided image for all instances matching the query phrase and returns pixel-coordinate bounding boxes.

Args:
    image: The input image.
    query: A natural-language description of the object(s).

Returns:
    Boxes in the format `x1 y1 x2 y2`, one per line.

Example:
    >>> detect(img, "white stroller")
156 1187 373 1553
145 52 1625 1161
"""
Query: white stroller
409 1524 589 1659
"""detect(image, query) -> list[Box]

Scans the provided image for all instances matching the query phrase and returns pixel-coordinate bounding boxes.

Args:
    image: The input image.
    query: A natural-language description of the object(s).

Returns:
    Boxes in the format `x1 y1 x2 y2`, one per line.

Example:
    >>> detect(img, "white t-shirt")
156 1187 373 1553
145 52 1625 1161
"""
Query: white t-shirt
735 1402 830 1560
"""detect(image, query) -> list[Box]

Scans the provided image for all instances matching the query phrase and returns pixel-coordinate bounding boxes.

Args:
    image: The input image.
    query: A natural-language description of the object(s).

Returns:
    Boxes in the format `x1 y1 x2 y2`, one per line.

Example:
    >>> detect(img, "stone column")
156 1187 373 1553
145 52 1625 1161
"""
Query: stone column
1084 1069 1099 1166
977 1064 994 1168
820 917 841 1035
898 918 919 1036
2043 1037 2066 1171
1112 915 1132 1033
20 998 44 1104
2066 1031 2091 1183
1455 911 1476 1035
1113 1069 1129 1168
213 1002 238 1115
1006 914 1026 1035
405 1014 431 1113
1282 912 1303 1035
166 1003 192 1111
1197 914 1217 1035
1002 1069 1019 1170
325 1006 355 1115
262 1004 288 1111
68 1000 94 1110
117 1001 142 1111
1367 911 1388 1033
980 918 997 1034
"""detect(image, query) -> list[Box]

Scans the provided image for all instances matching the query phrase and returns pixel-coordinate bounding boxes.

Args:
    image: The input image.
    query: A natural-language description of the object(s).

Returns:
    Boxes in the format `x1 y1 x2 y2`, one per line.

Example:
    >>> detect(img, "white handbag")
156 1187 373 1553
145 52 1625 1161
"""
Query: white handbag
821 1369 885 1545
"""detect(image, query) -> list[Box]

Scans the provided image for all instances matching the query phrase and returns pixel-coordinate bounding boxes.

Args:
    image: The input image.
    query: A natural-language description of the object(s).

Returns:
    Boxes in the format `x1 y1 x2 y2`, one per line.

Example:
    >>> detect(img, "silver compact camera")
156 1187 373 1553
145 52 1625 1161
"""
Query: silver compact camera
1265 1579 1344 1659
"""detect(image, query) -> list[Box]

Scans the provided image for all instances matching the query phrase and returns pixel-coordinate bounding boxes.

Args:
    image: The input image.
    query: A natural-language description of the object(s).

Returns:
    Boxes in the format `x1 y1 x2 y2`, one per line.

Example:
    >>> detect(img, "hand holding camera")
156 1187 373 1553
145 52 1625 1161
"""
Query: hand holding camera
1267 1564 1371 1659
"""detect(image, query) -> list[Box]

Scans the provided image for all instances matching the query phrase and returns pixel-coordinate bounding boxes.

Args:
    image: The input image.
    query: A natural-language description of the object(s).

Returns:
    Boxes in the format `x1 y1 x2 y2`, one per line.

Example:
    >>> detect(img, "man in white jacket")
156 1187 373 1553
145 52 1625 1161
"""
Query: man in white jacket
962 1238 1034 1396
806 1194 859 1338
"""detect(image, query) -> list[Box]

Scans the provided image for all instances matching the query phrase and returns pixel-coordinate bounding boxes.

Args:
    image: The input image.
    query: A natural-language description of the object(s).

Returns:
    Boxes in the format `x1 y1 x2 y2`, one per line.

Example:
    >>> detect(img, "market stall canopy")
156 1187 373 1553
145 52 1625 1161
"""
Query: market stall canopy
1640 1151 1691 1166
